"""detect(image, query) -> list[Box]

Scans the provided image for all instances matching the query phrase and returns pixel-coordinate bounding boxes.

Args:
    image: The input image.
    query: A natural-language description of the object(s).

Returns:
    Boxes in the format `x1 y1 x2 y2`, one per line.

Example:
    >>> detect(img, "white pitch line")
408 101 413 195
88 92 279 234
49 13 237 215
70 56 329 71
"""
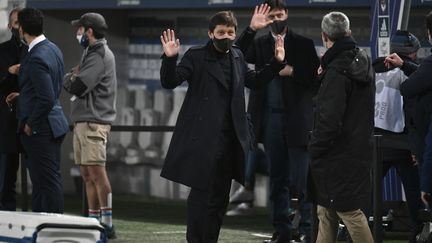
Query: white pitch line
251 233 272 238
153 231 186 234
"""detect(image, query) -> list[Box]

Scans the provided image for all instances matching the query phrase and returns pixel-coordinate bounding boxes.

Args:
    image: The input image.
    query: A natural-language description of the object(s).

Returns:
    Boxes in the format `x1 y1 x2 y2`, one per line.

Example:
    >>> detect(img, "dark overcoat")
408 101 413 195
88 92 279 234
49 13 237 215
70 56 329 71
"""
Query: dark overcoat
235 28 320 146
160 41 284 190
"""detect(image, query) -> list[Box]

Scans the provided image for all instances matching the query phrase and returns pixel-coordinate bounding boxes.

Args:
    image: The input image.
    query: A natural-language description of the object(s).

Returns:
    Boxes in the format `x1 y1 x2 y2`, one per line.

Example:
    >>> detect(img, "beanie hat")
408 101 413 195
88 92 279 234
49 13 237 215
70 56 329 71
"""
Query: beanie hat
390 30 421 55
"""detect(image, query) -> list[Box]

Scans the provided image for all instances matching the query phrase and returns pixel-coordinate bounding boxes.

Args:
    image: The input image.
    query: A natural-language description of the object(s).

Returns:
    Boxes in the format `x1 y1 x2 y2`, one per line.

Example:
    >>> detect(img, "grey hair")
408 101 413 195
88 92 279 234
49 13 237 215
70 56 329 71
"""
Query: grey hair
321 11 351 41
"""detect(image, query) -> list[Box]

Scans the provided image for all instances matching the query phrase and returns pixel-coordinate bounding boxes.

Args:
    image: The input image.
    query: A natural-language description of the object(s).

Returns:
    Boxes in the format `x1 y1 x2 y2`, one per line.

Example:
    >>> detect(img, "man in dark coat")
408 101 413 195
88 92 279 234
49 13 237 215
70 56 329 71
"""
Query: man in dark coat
0 8 26 211
159 11 286 243
235 1 320 242
308 12 375 243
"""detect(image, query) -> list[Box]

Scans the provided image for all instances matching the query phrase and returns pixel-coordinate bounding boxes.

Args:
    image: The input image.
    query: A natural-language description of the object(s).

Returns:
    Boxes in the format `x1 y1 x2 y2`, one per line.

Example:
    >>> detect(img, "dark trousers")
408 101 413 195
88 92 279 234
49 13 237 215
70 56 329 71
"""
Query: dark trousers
382 157 422 230
20 121 64 213
244 147 269 188
264 111 311 236
186 133 235 243
0 153 19 210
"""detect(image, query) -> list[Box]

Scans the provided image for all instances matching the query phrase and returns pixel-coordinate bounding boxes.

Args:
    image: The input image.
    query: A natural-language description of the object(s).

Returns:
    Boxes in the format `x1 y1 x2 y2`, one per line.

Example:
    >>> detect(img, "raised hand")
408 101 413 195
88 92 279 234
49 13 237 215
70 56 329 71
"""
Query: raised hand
250 4 272 31
384 53 403 69
274 35 285 63
160 29 180 57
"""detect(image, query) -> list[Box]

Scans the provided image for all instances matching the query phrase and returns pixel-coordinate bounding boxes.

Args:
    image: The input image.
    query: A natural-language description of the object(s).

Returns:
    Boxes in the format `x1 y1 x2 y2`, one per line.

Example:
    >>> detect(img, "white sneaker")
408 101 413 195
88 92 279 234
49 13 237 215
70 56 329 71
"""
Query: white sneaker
226 202 254 216
229 187 254 204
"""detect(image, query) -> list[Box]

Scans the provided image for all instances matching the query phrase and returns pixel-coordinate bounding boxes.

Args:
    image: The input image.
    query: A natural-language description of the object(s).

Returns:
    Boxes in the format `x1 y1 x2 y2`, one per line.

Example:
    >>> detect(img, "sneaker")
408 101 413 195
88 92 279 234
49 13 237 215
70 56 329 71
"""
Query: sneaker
101 223 117 239
226 202 254 216
229 187 254 204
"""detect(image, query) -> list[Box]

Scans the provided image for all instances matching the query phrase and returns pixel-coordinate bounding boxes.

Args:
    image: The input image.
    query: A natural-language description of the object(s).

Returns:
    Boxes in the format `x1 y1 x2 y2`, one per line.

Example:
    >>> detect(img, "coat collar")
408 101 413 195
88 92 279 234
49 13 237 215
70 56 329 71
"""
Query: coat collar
204 40 240 91
28 34 46 52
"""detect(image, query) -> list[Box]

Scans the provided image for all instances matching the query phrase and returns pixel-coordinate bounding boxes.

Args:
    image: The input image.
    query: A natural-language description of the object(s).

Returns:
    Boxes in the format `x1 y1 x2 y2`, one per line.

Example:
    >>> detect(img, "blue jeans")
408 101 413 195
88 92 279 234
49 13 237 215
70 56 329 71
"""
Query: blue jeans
264 111 311 235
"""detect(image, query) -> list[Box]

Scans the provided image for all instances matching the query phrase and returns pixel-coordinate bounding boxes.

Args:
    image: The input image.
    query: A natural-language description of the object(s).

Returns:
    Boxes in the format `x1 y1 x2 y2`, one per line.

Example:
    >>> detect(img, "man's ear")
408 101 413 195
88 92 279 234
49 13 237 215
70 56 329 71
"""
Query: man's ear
321 32 328 42
208 30 214 39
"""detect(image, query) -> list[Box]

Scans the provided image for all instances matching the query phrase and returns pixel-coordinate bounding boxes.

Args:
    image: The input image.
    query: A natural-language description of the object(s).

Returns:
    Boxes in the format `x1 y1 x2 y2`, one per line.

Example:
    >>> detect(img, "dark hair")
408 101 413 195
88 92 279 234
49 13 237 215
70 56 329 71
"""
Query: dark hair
208 11 237 32
426 11 432 34
263 0 287 10
84 27 105 39
18 8 43 36
8 8 21 24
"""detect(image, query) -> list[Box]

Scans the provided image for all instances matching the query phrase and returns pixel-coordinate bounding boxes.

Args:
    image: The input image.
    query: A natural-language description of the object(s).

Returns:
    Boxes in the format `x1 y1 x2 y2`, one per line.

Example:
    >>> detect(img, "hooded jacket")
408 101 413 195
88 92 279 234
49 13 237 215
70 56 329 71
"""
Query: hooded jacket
308 36 375 211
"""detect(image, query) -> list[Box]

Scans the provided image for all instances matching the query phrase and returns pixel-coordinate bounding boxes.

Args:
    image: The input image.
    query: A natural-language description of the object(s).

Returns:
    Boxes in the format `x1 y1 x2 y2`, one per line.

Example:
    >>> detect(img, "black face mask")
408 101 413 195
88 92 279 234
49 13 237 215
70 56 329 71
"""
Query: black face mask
11 28 20 40
270 18 288 34
212 37 234 53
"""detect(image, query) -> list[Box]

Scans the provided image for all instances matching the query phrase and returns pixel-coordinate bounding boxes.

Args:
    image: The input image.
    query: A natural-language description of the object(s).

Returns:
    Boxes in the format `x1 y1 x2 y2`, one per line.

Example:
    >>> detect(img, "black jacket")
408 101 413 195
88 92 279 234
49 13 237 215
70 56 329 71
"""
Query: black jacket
308 37 375 212
400 54 432 160
160 41 284 190
235 27 320 146
0 36 26 153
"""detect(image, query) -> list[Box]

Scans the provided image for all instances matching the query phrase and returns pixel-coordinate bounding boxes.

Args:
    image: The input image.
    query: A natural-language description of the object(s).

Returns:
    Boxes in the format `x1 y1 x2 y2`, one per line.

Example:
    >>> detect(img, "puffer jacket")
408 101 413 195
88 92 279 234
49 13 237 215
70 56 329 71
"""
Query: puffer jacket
308 36 375 212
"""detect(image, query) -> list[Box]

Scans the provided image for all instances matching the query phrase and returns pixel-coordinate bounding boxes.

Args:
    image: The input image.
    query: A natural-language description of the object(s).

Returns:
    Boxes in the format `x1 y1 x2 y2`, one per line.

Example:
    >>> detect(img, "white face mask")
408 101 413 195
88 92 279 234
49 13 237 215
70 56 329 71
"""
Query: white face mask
76 34 83 43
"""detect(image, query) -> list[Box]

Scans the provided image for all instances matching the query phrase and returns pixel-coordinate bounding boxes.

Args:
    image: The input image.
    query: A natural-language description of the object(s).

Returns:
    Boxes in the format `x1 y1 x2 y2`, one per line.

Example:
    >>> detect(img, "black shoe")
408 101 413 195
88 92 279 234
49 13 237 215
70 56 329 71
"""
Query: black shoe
101 223 117 239
263 232 279 243
264 231 291 243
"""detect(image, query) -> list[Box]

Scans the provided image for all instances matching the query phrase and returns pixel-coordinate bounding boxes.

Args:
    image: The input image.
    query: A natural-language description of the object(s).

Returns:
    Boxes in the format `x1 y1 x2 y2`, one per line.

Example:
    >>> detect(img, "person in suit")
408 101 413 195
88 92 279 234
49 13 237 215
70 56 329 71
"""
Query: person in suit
235 1 320 242
6 8 69 213
159 10 286 243
0 8 26 211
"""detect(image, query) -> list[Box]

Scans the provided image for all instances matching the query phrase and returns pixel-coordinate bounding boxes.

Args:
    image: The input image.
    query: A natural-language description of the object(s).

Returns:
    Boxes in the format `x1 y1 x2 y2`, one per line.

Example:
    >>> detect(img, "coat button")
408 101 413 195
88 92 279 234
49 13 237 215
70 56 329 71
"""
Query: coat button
198 116 203 121
203 97 209 101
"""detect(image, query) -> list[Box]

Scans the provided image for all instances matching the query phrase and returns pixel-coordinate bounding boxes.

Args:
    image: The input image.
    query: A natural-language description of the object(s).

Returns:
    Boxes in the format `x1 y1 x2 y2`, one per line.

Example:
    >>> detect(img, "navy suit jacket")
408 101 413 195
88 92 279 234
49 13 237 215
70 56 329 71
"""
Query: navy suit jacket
17 39 69 138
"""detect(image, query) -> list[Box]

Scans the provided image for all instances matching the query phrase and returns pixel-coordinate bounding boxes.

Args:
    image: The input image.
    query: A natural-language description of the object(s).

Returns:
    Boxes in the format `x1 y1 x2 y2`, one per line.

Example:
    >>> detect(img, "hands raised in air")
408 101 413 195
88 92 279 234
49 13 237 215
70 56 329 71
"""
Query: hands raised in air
160 29 180 57
274 35 285 63
250 4 273 31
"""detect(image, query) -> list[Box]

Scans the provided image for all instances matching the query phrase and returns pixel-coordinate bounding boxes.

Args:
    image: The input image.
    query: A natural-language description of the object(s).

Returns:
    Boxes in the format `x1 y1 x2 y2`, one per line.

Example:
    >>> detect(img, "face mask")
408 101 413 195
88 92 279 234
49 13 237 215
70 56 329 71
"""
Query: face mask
11 28 20 40
270 18 288 35
212 37 234 53
17 27 27 45
76 34 89 48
